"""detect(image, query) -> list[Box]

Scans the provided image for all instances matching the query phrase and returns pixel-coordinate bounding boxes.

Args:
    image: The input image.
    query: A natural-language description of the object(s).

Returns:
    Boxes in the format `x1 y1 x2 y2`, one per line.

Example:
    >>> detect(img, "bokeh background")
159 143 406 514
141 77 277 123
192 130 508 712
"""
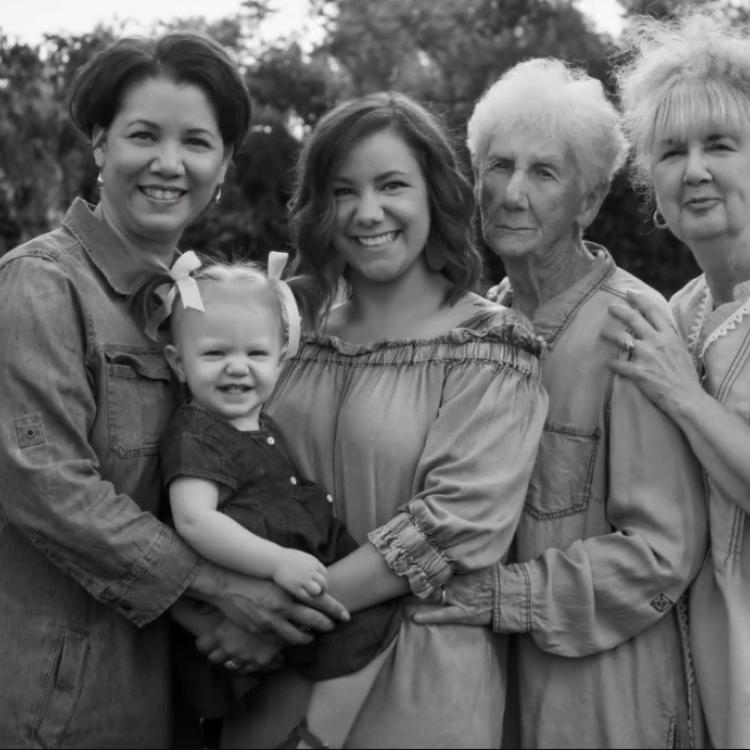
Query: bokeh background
1 0 747 295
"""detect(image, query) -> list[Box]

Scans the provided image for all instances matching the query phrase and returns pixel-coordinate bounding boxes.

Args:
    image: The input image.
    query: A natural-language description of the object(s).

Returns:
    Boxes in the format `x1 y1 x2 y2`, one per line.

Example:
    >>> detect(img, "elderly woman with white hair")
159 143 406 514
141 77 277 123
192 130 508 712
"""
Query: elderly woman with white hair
605 13 750 748
415 57 707 748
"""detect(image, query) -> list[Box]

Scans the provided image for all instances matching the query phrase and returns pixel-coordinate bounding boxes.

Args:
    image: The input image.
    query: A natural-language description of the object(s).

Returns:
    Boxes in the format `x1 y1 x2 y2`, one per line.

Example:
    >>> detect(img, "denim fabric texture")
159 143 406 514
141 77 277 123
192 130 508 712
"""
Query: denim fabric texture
162 403 403 718
492 245 708 749
0 199 201 748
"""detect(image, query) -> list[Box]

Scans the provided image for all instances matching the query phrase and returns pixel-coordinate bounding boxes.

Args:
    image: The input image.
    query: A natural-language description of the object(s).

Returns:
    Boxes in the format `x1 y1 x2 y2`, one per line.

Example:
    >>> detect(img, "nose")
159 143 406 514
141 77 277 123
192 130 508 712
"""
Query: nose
150 140 186 177
352 188 384 225
683 145 711 185
225 355 249 375
502 169 528 209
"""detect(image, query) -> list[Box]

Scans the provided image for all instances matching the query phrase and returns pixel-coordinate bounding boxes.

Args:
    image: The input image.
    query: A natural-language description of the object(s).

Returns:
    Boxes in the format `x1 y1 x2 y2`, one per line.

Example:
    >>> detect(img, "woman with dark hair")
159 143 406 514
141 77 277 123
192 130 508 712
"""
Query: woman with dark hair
220 91 549 748
0 31 344 748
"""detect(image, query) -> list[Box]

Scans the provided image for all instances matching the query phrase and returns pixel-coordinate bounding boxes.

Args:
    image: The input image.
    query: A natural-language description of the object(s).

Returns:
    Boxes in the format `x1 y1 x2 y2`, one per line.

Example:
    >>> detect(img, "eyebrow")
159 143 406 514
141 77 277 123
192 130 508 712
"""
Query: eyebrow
333 169 410 183
126 119 216 136
488 152 564 168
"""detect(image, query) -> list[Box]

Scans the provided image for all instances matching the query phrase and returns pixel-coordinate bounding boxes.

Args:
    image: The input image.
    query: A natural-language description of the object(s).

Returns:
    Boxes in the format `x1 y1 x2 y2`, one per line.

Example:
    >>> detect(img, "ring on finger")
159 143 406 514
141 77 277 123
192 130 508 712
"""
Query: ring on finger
621 332 636 359
224 659 240 671
440 586 447 606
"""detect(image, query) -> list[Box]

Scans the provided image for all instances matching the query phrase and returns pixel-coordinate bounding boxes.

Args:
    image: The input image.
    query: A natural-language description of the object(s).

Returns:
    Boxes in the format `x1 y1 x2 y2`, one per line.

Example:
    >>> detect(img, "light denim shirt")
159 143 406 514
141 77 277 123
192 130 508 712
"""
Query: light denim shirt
0 199 200 748
491 246 708 748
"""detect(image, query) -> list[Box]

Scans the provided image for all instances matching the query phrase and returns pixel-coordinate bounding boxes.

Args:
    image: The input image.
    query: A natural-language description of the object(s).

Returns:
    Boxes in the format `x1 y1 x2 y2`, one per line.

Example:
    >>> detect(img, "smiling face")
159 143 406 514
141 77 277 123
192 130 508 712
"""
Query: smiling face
330 127 431 285
477 128 593 263
165 281 283 431
651 125 750 250
93 75 230 253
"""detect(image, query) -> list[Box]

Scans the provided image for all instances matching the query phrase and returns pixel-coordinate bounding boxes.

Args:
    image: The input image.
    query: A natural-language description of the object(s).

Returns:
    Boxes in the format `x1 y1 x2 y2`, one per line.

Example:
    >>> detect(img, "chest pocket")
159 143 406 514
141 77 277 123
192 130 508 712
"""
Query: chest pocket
105 351 173 458
525 422 600 519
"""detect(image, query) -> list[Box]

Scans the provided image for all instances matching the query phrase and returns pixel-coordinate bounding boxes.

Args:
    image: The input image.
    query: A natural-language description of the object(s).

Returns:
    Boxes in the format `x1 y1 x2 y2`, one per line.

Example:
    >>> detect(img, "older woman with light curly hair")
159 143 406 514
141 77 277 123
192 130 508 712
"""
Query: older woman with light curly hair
416 57 708 748
607 11 750 748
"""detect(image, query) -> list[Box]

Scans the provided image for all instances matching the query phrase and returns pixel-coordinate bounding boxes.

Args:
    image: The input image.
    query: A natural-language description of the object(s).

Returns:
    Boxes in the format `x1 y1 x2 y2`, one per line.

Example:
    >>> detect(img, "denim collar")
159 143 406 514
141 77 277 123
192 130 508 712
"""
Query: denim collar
495 242 616 350
62 198 176 296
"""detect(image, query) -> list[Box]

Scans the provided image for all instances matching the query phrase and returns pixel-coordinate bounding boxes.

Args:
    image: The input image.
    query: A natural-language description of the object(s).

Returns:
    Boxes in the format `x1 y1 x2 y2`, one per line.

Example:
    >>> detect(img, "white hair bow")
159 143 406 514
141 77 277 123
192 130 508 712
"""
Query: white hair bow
144 250 204 340
267 250 301 358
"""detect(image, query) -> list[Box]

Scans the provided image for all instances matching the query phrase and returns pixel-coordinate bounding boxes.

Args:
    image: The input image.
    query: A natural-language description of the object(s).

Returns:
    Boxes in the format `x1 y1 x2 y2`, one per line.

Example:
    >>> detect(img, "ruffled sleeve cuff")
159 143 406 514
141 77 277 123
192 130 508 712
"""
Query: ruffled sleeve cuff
367 511 453 599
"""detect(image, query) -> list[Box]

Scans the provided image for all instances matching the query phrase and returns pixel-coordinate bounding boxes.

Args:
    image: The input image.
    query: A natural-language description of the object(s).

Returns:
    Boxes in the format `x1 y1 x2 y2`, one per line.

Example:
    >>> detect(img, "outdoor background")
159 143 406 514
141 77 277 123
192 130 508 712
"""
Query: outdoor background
1 0 748 295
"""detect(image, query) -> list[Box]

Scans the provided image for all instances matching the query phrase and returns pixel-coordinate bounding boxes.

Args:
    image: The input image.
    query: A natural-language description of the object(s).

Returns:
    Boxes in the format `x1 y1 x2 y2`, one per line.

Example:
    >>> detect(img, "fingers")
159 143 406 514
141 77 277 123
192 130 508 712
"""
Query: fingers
302 591 350 623
600 326 638 360
267 617 316 645
303 581 323 597
607 302 653 340
625 289 671 332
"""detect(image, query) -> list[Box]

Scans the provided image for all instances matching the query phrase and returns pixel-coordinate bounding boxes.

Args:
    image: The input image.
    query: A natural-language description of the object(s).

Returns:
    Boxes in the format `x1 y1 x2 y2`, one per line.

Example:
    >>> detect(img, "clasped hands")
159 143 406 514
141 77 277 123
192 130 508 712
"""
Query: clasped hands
197 571 350 676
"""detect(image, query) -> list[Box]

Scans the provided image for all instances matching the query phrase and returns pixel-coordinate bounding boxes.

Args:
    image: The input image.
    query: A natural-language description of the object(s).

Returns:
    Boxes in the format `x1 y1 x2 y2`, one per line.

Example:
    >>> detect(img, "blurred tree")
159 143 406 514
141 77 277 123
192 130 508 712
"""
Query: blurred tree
0 0 745 295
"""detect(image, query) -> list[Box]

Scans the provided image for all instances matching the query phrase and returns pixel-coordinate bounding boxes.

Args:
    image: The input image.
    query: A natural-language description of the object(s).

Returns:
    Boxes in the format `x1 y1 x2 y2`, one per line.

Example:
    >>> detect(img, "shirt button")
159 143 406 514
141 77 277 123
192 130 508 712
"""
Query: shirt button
326 494 333 503
266 436 275 445
289 476 298 485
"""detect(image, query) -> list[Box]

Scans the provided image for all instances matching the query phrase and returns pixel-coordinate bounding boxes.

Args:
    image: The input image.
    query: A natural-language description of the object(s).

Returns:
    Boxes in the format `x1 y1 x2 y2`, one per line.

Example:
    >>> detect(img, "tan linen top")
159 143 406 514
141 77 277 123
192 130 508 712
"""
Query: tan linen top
261 306 548 748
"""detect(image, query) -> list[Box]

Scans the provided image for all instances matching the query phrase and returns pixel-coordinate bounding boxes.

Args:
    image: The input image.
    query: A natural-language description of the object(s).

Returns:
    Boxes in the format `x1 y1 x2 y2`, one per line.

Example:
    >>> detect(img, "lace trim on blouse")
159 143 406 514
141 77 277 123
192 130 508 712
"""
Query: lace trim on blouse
686 284 750 361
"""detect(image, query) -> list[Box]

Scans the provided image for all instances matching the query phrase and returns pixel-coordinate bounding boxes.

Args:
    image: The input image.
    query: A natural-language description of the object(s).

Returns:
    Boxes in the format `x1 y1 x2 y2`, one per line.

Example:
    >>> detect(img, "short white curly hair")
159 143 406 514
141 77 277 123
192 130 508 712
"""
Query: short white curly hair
615 11 750 190
466 57 627 193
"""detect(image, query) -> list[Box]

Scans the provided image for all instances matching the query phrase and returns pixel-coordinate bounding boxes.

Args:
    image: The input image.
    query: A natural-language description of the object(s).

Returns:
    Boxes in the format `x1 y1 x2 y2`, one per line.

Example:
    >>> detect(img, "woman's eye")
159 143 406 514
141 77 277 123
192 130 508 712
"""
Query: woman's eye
535 168 554 179
186 137 211 148
333 186 353 198
130 130 155 141
382 181 407 191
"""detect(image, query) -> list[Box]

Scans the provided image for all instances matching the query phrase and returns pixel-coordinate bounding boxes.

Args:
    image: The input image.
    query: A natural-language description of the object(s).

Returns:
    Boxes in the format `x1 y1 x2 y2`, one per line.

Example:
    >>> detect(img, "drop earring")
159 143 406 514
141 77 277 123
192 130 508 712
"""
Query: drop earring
214 183 223 204
96 172 103 187
653 209 668 229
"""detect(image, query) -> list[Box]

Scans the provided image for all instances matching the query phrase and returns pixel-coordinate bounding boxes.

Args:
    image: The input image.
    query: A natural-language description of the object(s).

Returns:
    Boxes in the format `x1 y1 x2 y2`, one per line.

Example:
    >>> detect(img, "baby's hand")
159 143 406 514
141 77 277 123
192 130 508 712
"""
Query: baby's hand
273 549 328 600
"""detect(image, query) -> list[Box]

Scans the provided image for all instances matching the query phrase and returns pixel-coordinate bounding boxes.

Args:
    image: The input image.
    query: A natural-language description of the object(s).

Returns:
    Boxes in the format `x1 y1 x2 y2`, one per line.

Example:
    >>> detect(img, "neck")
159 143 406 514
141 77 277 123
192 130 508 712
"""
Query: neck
94 201 178 264
694 234 750 307
347 260 449 326
503 236 594 319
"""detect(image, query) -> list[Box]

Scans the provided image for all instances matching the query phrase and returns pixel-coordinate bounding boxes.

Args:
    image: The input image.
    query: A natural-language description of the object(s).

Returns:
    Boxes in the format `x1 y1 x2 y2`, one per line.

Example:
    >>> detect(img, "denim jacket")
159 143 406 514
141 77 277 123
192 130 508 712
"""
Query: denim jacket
491 246 708 748
0 199 200 748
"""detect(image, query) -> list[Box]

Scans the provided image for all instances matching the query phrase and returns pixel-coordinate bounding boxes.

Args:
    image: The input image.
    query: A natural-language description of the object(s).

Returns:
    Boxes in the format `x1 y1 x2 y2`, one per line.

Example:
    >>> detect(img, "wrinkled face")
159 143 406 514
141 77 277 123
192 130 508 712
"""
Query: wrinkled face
166 283 283 431
93 75 230 250
477 128 589 261
331 127 431 284
651 124 750 249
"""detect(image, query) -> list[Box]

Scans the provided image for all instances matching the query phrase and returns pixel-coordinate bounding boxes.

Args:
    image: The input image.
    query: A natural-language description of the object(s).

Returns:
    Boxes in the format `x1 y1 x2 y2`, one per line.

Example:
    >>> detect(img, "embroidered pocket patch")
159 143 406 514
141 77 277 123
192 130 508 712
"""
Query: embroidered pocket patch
15 413 46 449
650 593 673 613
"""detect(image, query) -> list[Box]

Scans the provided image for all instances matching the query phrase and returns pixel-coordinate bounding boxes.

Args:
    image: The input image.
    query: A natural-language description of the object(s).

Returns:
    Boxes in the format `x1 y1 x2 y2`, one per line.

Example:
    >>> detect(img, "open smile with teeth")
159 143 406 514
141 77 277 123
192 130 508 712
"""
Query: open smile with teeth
218 385 252 393
140 186 186 202
355 231 400 248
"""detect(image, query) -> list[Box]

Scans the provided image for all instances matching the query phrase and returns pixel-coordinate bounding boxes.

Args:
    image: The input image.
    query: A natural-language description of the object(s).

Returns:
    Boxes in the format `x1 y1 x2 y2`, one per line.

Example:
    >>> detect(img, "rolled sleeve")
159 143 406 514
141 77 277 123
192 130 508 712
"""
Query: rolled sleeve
495 374 708 655
369 349 548 599
0 254 199 627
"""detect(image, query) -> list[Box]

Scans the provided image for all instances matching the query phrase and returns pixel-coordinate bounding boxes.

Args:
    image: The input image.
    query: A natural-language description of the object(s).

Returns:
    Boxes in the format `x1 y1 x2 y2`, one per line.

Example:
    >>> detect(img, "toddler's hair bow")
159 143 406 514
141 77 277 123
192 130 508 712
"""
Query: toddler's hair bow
144 250 204 341
268 251 301 358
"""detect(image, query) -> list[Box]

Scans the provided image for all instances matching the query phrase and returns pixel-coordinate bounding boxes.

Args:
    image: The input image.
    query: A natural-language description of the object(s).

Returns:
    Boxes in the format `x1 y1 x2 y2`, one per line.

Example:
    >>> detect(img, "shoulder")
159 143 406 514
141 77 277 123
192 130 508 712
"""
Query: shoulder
457 292 545 359
0 225 78 270
601 266 671 311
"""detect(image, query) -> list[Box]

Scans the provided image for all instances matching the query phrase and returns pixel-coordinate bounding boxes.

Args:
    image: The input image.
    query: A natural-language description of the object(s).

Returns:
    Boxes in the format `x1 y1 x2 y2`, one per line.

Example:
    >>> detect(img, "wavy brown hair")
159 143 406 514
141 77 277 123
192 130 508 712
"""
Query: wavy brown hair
288 91 483 326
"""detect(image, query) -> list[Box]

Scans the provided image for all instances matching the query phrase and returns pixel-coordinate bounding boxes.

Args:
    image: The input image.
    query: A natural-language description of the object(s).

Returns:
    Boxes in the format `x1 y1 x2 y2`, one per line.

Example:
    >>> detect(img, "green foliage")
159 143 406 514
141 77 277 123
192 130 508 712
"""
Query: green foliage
0 0 738 295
